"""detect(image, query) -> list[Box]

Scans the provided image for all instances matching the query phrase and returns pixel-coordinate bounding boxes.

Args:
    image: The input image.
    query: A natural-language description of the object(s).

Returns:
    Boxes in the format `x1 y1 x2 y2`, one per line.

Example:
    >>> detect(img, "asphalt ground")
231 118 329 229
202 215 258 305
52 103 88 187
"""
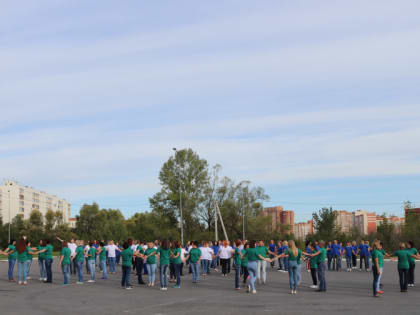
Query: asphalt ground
0 260 419 315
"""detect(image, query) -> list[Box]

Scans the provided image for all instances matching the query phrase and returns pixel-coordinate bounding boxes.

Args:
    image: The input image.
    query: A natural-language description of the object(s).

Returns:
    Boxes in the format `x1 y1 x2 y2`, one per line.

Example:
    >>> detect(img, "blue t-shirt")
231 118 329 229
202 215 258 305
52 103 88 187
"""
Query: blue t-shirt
345 246 353 257
332 244 341 256
282 245 288 254
306 246 311 254
315 245 320 251
352 245 358 255
327 245 333 257
211 245 219 255
269 244 276 252
277 246 283 255
359 244 369 256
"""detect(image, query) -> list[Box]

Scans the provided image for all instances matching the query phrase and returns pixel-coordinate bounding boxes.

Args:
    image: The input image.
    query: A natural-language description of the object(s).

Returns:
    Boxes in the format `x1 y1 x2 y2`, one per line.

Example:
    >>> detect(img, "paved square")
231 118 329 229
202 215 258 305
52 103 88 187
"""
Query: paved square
0 260 419 315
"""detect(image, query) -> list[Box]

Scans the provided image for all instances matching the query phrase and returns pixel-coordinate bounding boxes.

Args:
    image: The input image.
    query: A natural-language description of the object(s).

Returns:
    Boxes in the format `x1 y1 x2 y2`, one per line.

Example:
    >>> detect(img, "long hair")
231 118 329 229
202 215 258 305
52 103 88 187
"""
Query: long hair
16 238 27 253
249 240 256 248
289 240 298 257
161 239 169 250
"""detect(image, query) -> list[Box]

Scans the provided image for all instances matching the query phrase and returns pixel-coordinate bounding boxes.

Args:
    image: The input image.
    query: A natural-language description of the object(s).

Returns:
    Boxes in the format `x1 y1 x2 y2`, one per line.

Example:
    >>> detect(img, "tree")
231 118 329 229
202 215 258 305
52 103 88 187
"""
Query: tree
376 216 398 250
75 203 101 239
312 207 338 241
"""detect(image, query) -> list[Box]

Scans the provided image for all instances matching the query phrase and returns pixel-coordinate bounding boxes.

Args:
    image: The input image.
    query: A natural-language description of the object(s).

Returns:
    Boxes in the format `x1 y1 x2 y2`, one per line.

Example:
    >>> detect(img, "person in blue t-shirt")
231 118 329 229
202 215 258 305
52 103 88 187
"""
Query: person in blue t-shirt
327 241 333 271
344 242 353 271
331 240 341 271
282 241 289 272
268 240 276 268
211 241 220 270
276 241 283 271
358 240 369 271
351 241 358 269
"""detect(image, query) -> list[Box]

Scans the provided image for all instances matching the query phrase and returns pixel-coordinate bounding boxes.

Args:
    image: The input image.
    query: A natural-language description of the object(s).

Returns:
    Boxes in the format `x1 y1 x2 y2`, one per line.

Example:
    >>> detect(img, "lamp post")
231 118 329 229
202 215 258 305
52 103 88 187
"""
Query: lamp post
8 189 11 243
173 148 184 246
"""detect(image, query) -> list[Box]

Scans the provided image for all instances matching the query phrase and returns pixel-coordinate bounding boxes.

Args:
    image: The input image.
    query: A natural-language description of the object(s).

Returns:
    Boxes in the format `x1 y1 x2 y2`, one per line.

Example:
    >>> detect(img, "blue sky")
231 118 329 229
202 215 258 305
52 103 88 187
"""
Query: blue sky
1 1 420 222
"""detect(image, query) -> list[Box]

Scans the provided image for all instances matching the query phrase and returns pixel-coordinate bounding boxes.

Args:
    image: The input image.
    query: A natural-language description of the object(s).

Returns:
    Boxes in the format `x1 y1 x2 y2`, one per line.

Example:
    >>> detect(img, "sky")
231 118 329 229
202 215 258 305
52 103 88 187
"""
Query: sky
1 1 420 222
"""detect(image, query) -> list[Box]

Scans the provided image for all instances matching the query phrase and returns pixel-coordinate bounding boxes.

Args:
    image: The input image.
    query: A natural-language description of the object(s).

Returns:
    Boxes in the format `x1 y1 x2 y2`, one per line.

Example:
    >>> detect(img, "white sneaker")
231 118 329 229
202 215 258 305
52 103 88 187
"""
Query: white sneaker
18 281 22 285
125 287 132 290
88 280 95 283
310 285 317 289
39 278 43 281
252 290 257 294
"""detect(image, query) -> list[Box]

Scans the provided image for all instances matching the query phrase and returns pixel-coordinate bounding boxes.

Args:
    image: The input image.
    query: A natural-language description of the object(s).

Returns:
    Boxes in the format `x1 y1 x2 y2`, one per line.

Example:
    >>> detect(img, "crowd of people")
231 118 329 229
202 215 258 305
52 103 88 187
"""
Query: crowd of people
1 237 419 297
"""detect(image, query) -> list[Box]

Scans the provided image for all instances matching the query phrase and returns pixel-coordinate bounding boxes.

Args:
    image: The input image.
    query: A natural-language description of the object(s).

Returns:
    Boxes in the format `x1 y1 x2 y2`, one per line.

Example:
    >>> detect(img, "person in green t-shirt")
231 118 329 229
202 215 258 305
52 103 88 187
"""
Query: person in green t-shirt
134 244 146 285
25 241 37 281
157 240 171 290
15 238 38 285
233 239 243 290
170 241 183 288
97 242 108 280
242 240 272 294
304 240 327 292
2 240 17 281
120 242 133 289
145 242 158 286
87 242 97 282
74 240 85 283
36 240 46 281
241 243 249 285
59 241 72 285
256 240 272 285
387 242 410 292
185 241 202 284
406 241 419 287
36 239 54 283
371 240 384 297
307 243 318 288
277 240 301 294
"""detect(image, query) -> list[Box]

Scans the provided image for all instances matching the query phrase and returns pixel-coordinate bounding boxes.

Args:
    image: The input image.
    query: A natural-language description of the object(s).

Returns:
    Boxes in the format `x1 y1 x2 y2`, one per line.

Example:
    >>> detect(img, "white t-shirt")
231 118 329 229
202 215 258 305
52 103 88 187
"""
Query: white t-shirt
219 246 233 259
130 245 137 252
68 242 77 257
181 248 187 259
201 247 214 260
84 245 90 257
106 244 118 258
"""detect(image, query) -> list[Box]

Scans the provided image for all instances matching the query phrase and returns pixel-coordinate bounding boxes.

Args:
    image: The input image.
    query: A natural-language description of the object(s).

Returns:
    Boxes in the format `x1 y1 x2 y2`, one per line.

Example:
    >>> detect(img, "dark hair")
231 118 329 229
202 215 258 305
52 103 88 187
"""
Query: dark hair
174 241 181 248
127 238 133 246
408 241 414 248
235 239 241 247
62 241 68 248
9 239 16 245
45 239 51 245
100 241 105 247
244 243 249 249
16 238 27 253
123 242 129 249
249 240 257 248
193 241 199 247
161 239 169 250
89 241 94 246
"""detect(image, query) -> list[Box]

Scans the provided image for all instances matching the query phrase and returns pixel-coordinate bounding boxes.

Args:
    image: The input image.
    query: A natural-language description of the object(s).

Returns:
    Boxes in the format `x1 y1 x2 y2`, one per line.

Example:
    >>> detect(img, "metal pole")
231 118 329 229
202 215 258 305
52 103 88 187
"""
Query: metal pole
242 206 245 240
173 148 184 245
8 189 11 243
214 201 218 242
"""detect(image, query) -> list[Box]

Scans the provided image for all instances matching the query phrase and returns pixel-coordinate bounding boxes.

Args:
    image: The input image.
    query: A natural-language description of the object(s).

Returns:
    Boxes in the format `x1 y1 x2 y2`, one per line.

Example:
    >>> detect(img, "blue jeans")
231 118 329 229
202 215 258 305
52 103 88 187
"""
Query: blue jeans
283 257 289 271
372 265 380 295
8 259 16 280
247 261 257 291
235 265 241 288
76 261 84 282
62 264 70 284
17 261 29 282
317 261 327 291
88 260 96 280
345 256 352 269
38 258 46 279
201 259 210 274
146 263 157 284
100 260 107 279
121 265 131 288
377 267 383 291
190 262 200 282
160 264 169 288
45 258 53 282
288 260 298 290
174 263 181 286
296 262 302 285
108 257 116 273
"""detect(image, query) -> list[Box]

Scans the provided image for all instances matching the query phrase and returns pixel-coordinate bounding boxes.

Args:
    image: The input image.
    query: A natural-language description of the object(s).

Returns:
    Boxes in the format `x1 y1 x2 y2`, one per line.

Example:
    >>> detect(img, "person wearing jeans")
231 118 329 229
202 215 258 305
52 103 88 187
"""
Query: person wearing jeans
74 240 85 283
170 241 183 288
371 241 384 297
87 242 97 282
186 241 202 283
59 241 71 285
37 239 54 283
242 240 271 294
144 242 158 286
406 241 418 287
120 242 133 289
5 240 17 281
233 240 242 290
98 242 108 280
279 240 301 294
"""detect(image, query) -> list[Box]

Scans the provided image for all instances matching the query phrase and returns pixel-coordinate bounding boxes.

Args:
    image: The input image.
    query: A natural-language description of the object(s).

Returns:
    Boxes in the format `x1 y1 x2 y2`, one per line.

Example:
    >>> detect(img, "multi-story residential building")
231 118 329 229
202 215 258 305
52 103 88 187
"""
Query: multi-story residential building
335 210 353 233
0 180 71 224
262 206 295 234
294 220 313 240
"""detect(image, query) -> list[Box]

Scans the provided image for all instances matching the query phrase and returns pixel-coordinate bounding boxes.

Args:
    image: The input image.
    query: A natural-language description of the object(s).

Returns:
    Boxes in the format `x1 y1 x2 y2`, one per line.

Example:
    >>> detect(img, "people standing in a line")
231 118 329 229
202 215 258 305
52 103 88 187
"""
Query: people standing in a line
387 243 410 292
170 241 182 288
185 241 202 283
59 241 71 286
120 242 133 290
371 240 384 297
157 240 171 291
74 240 85 284
97 242 108 280
406 241 418 287
145 242 158 287
87 242 97 283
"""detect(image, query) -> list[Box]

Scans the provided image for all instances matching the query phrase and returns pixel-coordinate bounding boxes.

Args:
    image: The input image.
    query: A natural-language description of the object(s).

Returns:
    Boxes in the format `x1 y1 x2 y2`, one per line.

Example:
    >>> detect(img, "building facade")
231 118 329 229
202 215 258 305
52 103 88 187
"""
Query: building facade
294 220 313 240
262 206 295 234
0 180 71 224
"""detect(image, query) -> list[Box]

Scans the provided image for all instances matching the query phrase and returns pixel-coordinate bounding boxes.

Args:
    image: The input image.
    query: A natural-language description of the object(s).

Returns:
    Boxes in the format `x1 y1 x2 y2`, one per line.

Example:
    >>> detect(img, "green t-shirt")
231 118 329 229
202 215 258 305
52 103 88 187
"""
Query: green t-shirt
44 244 53 260
61 247 71 265
310 250 318 268
75 246 85 262
233 248 242 266
406 248 418 265
87 247 96 260
26 246 33 261
8 245 17 260
99 247 107 261
17 247 28 262
145 248 157 264
287 248 302 264
380 248 386 255
171 248 182 264
371 249 384 268
121 248 133 267
241 249 248 266
245 247 259 262
317 248 327 263
393 250 410 269
157 247 171 265
189 248 201 263
257 246 268 259
37 245 45 260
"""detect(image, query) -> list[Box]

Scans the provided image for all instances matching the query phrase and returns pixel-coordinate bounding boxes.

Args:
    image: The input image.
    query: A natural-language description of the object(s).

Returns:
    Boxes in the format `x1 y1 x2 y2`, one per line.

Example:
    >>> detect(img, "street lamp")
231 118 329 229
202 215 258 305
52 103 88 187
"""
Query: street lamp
8 188 11 243
173 148 184 246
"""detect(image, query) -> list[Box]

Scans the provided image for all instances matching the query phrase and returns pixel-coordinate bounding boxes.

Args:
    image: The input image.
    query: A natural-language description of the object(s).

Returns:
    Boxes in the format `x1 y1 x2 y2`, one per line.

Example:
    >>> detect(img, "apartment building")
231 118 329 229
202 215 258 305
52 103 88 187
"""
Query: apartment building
0 180 71 224
294 220 313 240
262 206 295 234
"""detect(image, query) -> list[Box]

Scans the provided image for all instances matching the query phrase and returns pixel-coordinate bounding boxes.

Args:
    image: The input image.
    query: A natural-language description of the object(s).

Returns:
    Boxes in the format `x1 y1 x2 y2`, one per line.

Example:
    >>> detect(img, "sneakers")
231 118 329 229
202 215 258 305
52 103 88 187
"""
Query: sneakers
87 280 95 283
377 290 384 294
247 285 251 293
252 290 257 294
18 281 22 285
310 285 318 289
125 287 132 290
76 282 83 284
23 281 28 285
173 285 180 288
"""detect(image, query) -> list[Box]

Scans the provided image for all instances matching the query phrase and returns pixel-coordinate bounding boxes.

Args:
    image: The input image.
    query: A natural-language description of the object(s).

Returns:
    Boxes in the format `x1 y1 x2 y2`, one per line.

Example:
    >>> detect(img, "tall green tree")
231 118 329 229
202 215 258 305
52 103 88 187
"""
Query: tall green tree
312 207 338 241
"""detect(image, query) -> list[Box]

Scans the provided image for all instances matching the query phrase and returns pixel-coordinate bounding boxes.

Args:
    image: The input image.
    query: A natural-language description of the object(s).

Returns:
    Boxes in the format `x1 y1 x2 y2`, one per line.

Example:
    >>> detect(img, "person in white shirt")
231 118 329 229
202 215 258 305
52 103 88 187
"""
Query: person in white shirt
84 243 91 274
200 242 214 275
218 241 233 276
68 239 77 275
106 240 119 274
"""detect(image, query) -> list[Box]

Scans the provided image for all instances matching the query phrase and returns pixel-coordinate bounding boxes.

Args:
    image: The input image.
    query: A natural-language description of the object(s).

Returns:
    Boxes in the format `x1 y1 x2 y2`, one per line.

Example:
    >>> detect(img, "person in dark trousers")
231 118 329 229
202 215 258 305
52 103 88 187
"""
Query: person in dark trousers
351 241 358 270
387 243 410 292
406 241 418 287
305 240 327 292
326 241 333 271
135 243 145 284
358 240 369 271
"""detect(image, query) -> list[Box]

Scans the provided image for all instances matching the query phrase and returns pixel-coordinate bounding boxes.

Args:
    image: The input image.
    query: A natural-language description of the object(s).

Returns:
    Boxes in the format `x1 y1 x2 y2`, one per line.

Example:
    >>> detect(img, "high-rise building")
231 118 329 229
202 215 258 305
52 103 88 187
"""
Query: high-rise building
262 206 294 234
0 180 71 224
335 210 353 233
294 220 313 240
